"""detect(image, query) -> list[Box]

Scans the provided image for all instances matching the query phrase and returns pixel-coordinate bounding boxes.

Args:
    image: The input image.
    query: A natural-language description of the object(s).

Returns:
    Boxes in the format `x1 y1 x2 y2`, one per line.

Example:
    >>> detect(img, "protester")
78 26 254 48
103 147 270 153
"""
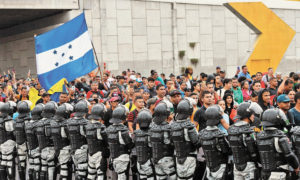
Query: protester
262 67 274 86
127 96 144 133
0 63 300 180
258 89 272 111
231 77 243 104
217 78 232 99
238 65 252 82
217 100 230 134
290 92 300 125
241 80 251 101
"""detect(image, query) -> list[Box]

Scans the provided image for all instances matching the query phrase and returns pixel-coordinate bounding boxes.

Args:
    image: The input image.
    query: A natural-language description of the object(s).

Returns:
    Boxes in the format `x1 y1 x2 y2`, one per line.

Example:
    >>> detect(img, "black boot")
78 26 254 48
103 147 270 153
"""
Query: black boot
0 166 7 180
28 169 34 180
18 167 26 180
40 171 47 180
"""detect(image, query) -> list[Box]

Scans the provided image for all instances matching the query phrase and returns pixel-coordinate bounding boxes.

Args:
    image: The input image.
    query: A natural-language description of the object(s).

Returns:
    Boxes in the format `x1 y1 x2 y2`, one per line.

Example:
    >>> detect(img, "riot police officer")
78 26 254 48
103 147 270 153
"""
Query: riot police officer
106 105 134 180
50 103 73 180
199 105 230 180
170 98 200 180
0 101 16 180
133 109 154 180
227 102 259 180
36 101 57 180
15 100 32 180
258 109 300 180
25 103 44 180
291 126 300 179
149 102 176 180
67 100 89 180
86 103 109 180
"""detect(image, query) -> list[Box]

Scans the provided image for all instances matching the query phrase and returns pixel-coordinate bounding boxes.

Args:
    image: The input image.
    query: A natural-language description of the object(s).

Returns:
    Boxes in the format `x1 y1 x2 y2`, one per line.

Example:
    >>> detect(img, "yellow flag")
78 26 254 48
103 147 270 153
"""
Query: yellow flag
47 78 67 95
29 87 41 110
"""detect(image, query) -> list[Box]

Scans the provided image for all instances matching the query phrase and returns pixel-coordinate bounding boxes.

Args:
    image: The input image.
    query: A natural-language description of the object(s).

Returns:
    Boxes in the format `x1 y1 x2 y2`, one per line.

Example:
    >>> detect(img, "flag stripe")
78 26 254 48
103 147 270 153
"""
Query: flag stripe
35 13 87 54
36 31 92 75
38 49 95 91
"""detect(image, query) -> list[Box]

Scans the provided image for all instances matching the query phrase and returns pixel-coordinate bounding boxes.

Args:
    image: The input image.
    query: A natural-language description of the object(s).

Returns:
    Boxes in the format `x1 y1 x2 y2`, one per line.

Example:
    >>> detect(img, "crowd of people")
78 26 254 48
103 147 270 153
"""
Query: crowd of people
0 65 300 180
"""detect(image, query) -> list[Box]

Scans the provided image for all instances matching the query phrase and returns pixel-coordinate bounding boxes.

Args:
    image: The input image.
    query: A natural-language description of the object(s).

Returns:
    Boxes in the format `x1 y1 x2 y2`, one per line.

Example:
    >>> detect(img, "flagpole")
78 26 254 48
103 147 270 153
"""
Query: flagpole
91 41 103 81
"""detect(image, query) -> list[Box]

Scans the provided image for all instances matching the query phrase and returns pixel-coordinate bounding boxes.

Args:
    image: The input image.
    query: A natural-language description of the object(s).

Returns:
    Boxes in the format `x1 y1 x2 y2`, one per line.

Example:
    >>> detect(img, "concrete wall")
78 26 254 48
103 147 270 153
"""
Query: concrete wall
0 0 300 78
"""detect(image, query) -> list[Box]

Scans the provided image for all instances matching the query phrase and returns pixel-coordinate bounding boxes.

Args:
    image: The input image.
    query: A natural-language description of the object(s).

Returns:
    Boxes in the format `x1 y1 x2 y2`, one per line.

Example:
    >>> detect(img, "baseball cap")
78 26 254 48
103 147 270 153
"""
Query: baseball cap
170 89 181 97
277 94 290 103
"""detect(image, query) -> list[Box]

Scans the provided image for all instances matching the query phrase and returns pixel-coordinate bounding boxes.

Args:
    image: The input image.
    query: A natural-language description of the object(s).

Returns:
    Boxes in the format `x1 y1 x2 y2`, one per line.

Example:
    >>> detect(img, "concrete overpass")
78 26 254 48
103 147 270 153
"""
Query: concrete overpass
0 0 81 76
0 0 79 37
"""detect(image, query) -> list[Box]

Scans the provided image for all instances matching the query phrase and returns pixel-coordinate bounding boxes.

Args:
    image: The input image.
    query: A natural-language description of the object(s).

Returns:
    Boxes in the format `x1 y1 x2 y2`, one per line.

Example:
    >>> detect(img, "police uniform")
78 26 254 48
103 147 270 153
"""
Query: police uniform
15 100 32 180
25 103 44 180
171 99 200 180
258 109 299 180
86 104 109 180
36 101 57 180
228 103 259 180
51 103 73 180
0 102 16 180
199 105 230 180
149 103 176 180
133 109 154 180
107 106 134 180
67 100 89 179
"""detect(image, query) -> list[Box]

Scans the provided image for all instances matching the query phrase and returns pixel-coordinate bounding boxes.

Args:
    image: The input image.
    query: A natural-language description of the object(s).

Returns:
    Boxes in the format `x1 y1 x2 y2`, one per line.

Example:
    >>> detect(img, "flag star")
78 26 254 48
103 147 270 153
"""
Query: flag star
69 56 73 60
55 62 59 66
68 44 72 49
61 53 65 57
53 50 57 54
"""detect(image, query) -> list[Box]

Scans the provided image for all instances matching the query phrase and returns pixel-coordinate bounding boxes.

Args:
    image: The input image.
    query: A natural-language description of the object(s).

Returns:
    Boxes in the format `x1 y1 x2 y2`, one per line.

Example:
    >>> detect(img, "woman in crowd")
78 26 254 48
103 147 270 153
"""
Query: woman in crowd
241 80 251 101
217 99 230 134
288 90 296 108
223 93 236 124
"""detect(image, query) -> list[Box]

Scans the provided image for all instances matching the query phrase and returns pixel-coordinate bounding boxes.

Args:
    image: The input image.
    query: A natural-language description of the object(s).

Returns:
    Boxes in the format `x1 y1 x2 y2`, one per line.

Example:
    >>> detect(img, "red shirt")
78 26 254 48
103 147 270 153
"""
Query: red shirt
127 109 139 131
260 80 266 89
86 90 104 99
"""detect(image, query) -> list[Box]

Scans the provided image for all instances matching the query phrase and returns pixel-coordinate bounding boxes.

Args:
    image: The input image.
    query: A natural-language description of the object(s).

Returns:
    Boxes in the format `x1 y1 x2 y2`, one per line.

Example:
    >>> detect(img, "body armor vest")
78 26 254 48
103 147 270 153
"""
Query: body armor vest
51 120 69 151
200 128 228 172
36 118 53 150
25 121 39 150
257 129 287 172
171 120 195 164
85 122 106 155
135 129 151 164
292 126 300 162
150 122 174 163
0 117 14 144
107 124 129 159
67 117 87 151
228 123 253 171
15 116 30 145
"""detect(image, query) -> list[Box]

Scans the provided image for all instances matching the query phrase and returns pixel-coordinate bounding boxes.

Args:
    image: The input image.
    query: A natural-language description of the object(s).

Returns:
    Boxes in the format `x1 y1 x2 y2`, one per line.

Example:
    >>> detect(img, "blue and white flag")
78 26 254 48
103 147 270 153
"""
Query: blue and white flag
35 13 97 92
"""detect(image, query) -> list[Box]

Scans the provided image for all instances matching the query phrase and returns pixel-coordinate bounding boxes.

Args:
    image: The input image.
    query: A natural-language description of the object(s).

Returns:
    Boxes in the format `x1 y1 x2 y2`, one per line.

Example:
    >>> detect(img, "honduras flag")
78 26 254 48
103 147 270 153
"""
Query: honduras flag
35 13 97 94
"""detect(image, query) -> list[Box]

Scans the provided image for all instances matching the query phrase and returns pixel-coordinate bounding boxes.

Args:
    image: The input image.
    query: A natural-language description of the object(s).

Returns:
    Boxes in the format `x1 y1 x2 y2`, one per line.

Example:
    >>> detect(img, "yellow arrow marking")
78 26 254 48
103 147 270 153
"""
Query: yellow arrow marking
224 2 295 74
